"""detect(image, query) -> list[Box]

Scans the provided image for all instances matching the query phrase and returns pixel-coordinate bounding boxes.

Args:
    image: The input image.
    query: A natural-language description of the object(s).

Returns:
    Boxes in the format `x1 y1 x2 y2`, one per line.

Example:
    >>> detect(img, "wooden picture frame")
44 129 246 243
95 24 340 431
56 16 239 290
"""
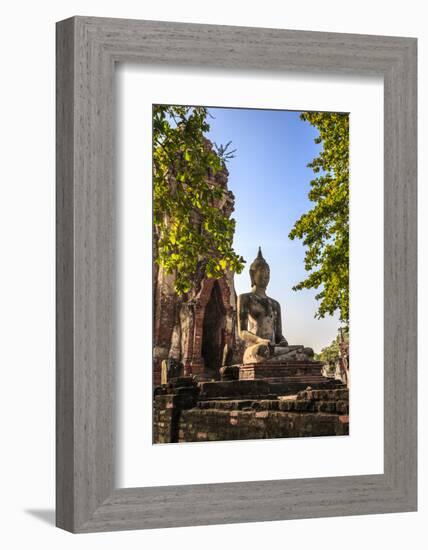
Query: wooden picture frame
56 16 417 533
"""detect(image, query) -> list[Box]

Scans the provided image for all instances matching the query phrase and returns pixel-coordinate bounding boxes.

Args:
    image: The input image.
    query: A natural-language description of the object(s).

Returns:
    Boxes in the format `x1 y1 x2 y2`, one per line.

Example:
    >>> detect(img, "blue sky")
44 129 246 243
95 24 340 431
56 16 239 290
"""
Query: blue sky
205 107 340 353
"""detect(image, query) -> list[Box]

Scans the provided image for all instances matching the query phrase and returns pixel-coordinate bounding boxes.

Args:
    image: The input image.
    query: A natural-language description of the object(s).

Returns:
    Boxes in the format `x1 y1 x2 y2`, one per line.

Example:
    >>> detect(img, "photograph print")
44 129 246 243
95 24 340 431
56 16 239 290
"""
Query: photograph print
152 104 349 444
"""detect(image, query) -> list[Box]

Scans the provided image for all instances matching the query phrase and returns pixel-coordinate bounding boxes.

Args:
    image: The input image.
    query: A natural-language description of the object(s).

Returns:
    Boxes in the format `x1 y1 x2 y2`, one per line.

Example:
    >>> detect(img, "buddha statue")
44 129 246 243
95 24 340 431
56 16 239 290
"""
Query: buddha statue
237 247 314 364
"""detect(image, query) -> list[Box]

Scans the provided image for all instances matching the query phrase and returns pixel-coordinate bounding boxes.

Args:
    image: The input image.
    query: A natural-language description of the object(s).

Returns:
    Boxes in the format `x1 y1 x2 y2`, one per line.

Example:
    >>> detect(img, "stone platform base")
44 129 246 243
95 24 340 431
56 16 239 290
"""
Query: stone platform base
237 361 343 395
239 361 323 380
153 377 349 443
198 379 273 401
153 383 349 443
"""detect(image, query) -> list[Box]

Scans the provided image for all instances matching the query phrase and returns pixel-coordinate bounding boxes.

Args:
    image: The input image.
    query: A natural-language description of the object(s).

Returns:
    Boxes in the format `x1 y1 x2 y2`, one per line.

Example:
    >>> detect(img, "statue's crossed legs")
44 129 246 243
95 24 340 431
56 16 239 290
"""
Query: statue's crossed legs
243 343 314 364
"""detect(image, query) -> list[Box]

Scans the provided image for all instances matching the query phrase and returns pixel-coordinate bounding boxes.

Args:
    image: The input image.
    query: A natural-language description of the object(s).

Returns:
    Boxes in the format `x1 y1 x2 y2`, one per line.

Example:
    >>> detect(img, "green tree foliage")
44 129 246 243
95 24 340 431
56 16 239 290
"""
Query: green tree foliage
315 339 340 364
315 327 349 364
289 112 349 323
153 105 245 294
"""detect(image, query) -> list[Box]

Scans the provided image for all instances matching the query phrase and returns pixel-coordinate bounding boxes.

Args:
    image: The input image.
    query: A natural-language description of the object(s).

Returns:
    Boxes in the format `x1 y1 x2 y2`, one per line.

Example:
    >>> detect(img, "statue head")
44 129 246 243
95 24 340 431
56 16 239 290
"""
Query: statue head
249 247 270 289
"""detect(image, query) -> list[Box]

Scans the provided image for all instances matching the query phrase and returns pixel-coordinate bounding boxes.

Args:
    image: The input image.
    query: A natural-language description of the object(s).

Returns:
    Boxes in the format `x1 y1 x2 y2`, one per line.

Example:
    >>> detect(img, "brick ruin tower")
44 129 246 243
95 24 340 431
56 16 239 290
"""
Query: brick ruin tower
153 140 242 386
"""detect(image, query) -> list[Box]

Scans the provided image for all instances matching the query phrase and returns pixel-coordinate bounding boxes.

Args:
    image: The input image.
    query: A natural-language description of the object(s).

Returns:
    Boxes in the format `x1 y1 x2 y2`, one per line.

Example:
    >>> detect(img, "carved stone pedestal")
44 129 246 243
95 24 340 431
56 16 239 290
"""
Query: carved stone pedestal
239 361 323 380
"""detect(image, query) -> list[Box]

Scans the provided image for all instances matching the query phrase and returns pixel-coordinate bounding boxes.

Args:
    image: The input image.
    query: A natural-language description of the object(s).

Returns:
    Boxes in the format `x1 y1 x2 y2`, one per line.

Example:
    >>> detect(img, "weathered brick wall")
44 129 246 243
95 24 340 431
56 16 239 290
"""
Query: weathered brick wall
153 378 200 443
153 395 178 444
178 394 349 442
153 382 349 443
178 409 347 441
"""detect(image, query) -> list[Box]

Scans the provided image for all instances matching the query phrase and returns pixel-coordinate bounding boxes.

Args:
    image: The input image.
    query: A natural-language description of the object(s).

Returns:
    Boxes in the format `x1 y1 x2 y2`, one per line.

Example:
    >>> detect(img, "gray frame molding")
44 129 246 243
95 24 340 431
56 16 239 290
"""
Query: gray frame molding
56 16 417 533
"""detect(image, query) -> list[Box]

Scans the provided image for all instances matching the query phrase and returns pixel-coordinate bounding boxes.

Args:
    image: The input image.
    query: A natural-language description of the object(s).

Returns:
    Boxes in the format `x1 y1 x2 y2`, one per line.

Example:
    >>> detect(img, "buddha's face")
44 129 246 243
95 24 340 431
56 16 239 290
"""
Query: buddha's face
252 265 270 289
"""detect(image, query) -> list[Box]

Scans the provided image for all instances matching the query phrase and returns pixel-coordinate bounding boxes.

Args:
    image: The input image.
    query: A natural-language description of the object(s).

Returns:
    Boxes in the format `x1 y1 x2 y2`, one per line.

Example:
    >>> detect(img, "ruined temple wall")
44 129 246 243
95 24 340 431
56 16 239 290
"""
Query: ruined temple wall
153 144 241 384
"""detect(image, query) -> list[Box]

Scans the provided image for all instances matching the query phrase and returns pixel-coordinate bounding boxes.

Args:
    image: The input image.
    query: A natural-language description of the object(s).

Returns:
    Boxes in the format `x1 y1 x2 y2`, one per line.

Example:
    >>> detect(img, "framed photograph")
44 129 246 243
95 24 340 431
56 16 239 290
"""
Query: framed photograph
56 16 417 532
150 103 351 447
